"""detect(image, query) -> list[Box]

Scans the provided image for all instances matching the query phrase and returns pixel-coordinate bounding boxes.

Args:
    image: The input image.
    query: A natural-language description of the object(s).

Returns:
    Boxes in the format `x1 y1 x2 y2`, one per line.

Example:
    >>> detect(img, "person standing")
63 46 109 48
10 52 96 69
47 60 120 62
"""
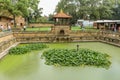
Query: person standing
8 25 11 31
81 23 83 29
0 25 1 31
114 23 117 32
0 25 4 31
23 25 26 31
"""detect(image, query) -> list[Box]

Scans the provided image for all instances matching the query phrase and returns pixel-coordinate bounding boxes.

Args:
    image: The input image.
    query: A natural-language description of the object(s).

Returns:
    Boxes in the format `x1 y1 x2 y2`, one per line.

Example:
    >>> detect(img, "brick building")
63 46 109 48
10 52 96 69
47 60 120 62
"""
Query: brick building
0 16 13 30
0 14 25 30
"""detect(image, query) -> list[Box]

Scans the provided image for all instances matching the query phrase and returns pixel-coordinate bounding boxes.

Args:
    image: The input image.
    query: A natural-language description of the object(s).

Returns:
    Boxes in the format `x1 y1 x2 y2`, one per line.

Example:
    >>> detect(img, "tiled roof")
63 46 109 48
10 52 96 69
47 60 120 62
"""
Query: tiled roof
0 10 13 19
53 9 72 18
0 15 13 19
95 20 120 23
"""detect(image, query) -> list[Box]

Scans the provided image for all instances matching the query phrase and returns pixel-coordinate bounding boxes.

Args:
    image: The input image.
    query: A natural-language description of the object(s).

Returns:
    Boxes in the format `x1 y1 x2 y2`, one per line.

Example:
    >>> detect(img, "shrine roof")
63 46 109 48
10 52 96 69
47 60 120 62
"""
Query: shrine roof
53 9 72 18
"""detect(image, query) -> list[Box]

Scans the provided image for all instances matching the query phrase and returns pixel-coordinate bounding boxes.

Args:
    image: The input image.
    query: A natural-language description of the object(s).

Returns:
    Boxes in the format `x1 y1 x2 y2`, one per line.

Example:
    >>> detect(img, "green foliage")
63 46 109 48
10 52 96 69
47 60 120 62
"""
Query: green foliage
25 43 48 50
9 46 30 55
9 43 47 55
112 3 120 20
42 49 111 69
0 0 42 26
55 0 120 22
27 0 43 23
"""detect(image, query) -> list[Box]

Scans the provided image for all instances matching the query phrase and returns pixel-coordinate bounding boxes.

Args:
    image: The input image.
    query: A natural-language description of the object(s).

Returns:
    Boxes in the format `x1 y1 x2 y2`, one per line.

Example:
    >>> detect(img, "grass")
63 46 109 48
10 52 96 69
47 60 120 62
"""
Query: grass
25 26 99 32
71 26 81 31
26 27 51 31
71 26 99 32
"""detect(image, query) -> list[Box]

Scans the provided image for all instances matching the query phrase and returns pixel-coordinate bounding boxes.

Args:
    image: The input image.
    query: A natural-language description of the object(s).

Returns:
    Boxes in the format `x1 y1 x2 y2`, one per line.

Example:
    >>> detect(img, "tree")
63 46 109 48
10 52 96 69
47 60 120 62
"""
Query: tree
0 0 29 27
55 0 120 24
111 1 120 20
27 0 42 23
28 7 43 22
48 14 54 21
0 0 42 27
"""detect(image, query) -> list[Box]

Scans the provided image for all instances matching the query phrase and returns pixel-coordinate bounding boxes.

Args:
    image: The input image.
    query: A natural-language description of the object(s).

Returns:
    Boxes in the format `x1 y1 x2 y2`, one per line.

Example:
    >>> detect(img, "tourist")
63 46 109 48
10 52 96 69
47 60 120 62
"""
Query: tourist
77 44 79 51
8 25 11 31
80 23 83 29
0 25 4 31
81 23 84 30
32 26 34 28
0 25 1 32
112 24 114 31
23 25 26 31
114 24 117 32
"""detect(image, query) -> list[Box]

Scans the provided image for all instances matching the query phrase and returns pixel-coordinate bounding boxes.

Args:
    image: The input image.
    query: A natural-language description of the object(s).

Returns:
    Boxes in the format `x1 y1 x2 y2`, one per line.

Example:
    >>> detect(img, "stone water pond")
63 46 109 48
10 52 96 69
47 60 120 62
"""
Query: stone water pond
0 42 120 80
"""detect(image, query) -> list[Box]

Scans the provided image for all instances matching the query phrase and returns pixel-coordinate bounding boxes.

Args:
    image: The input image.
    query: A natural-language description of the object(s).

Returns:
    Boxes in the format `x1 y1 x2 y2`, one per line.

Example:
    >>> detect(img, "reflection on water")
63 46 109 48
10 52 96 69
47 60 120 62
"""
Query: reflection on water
0 42 120 80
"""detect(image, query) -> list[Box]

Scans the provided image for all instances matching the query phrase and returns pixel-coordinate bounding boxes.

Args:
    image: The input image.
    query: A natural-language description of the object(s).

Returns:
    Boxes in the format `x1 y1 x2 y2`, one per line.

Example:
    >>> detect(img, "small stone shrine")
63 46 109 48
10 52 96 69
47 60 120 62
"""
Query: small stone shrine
52 9 72 35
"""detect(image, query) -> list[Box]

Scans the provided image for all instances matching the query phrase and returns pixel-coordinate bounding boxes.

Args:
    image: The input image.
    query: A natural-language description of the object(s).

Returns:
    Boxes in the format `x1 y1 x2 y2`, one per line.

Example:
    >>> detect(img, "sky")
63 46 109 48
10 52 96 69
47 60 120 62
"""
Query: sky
39 0 60 16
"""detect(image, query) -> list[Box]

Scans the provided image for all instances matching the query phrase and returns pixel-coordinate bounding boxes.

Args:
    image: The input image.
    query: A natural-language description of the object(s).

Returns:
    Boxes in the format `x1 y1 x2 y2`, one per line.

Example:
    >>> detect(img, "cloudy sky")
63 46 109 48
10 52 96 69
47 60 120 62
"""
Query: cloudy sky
39 0 60 16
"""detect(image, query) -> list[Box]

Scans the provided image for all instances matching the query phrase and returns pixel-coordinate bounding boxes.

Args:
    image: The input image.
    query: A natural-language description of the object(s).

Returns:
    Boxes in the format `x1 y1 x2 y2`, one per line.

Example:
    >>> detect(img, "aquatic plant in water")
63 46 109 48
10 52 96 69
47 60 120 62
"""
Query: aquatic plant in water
9 43 48 55
42 49 111 69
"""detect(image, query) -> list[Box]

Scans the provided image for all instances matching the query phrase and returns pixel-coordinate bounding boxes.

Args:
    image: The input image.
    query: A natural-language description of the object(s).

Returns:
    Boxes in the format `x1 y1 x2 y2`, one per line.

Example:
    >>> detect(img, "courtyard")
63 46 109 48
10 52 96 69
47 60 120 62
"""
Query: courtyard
0 0 120 80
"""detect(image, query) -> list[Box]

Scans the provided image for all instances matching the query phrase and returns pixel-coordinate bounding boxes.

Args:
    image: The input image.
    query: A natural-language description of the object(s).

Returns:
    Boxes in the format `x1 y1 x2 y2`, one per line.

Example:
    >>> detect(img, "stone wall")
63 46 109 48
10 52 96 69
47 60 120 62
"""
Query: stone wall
0 30 119 59
0 31 119 53
52 26 71 35
0 32 15 43
0 38 16 53
13 31 54 42
13 31 120 47
0 32 16 54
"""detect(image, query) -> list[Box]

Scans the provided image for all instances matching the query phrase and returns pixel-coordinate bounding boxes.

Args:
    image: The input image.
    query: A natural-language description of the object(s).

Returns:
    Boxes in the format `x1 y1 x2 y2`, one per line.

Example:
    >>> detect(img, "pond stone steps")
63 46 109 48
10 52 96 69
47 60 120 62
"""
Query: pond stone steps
0 42 20 59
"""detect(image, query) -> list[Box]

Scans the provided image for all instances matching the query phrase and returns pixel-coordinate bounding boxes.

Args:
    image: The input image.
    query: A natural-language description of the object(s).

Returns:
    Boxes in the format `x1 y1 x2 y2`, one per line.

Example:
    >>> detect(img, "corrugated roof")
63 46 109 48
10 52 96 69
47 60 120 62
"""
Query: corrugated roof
53 9 72 18
95 20 120 22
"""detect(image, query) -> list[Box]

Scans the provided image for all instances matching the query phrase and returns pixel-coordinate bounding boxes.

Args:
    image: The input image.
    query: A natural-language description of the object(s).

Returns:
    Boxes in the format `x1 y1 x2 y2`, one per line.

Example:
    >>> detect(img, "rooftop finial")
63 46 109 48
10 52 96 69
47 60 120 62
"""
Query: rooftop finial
60 9 63 13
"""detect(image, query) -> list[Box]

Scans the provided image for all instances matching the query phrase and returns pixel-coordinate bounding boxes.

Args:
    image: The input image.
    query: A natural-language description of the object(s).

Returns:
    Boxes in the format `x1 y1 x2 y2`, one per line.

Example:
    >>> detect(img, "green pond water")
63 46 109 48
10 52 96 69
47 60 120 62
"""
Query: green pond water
0 42 120 80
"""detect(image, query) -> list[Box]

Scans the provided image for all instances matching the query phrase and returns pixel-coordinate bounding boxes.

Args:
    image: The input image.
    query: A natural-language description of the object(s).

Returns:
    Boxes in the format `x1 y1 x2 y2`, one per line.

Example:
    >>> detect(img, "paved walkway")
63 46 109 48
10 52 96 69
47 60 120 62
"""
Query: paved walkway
0 42 20 59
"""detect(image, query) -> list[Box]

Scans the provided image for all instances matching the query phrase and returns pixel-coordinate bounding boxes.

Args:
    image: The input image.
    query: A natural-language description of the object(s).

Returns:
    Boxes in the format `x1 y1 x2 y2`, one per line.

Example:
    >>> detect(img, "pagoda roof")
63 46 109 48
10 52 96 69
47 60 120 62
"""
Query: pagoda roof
53 9 72 18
